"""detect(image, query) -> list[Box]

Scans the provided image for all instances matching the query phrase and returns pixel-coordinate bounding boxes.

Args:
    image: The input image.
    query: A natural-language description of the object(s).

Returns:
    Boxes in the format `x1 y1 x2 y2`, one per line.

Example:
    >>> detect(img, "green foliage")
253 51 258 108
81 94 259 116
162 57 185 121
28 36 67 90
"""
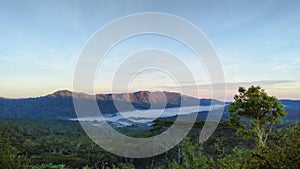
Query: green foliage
228 86 287 146
0 121 22 169
1 119 128 168
217 147 250 169
215 123 300 169
28 163 65 169
118 163 135 169
0 117 299 168
181 138 209 169
171 160 180 169
245 124 300 169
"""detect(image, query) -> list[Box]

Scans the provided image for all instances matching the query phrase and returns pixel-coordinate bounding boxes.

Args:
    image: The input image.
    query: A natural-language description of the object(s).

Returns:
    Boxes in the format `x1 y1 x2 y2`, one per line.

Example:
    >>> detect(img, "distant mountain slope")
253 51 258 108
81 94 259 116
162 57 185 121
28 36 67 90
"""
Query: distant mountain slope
0 90 222 119
280 100 300 121
0 90 298 120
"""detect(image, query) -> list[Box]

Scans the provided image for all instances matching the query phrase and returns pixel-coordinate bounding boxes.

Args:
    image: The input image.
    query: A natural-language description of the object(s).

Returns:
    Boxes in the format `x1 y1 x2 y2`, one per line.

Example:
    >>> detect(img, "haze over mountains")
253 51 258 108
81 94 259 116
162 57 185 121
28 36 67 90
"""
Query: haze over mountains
0 90 299 121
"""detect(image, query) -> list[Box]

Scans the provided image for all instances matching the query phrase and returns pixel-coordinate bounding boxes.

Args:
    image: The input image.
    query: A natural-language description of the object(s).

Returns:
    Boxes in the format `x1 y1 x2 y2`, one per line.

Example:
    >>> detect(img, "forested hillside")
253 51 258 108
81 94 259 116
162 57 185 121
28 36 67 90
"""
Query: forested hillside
0 119 299 169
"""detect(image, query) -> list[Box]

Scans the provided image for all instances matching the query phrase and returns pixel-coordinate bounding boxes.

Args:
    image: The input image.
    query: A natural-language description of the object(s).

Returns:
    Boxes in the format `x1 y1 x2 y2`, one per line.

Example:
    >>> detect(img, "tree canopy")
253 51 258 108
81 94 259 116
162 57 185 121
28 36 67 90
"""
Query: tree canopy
228 86 287 146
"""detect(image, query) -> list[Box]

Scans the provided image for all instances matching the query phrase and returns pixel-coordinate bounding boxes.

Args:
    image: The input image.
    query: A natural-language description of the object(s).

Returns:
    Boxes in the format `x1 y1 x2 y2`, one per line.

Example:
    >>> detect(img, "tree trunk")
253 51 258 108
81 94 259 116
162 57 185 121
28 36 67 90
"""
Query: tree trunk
177 143 181 164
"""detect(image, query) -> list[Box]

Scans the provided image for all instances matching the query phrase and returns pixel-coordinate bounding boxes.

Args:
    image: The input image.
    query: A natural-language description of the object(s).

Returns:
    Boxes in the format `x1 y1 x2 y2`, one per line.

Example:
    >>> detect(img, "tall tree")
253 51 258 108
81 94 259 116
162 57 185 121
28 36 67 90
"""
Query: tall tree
228 86 286 147
0 121 21 168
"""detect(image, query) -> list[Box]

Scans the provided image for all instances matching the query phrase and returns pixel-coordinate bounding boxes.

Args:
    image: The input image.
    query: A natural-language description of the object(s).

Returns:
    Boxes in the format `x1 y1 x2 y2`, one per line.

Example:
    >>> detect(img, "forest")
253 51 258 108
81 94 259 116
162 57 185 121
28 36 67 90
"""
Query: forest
0 86 299 169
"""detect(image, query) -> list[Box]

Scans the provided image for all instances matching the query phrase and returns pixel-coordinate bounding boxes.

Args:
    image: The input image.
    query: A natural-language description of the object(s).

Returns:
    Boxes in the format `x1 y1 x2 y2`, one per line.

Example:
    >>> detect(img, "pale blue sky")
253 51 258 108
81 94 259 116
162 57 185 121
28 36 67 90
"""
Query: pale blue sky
0 0 300 100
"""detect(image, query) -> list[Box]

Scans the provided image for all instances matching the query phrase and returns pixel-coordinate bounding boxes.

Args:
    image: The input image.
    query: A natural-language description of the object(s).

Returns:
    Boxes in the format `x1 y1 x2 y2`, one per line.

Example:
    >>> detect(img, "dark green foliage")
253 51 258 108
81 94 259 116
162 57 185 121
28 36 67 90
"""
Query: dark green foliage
228 86 287 146
215 123 300 169
0 118 299 168
180 137 210 169
5 119 128 169
245 124 300 169
217 147 250 169
27 163 65 169
0 121 22 169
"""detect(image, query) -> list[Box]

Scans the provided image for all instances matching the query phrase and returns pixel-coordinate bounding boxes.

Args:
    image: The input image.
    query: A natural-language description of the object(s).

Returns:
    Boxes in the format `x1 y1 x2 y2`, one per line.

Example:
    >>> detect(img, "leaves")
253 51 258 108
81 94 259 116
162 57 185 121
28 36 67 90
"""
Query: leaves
228 86 287 146
0 121 22 169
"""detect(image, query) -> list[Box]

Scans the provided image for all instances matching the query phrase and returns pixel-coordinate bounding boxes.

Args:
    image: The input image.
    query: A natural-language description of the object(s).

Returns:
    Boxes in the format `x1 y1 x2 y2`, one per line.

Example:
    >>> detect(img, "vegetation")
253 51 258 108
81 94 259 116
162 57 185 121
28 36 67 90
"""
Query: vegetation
228 86 286 146
0 86 299 168
0 118 298 168
0 121 22 169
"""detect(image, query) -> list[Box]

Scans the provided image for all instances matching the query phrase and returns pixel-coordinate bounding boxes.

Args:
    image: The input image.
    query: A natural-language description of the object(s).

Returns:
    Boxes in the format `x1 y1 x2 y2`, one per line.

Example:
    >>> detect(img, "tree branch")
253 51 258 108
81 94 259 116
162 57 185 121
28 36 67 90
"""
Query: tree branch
263 120 276 144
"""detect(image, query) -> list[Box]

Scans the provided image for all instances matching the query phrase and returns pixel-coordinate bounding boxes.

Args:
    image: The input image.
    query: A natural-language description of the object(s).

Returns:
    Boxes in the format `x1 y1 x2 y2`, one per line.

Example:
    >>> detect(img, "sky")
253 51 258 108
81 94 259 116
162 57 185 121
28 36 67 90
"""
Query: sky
0 0 300 100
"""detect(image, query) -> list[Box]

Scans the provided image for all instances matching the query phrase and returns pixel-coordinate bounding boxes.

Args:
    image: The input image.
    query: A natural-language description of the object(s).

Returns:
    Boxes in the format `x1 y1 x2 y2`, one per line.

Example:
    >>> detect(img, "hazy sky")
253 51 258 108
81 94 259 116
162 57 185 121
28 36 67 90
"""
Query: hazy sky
0 0 300 100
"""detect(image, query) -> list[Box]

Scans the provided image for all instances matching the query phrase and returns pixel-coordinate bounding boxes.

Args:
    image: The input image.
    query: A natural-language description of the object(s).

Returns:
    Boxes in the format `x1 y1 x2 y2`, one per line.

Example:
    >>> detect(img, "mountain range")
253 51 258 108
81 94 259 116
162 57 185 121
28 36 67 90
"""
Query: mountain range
0 90 299 121
0 90 221 118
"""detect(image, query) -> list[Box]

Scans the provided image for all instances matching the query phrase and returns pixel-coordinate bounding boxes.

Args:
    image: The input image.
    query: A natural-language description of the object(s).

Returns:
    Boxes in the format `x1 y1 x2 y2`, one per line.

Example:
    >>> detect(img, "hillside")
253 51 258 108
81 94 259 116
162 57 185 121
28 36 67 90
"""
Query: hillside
0 90 222 119
0 90 298 121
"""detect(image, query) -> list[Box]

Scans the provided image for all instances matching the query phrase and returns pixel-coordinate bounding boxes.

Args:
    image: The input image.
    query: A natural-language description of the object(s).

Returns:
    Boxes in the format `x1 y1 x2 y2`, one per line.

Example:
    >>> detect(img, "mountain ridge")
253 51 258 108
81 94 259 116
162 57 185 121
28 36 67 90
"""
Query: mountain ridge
0 90 222 119
0 90 299 121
